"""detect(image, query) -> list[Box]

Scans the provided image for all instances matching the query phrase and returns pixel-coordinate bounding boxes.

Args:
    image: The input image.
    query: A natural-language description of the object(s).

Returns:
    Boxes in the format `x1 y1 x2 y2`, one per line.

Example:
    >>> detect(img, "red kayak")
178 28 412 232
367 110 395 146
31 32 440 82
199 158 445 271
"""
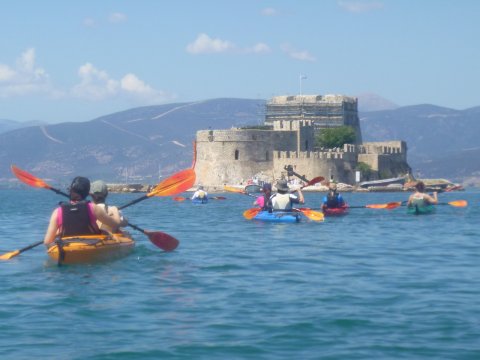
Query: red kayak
322 204 349 216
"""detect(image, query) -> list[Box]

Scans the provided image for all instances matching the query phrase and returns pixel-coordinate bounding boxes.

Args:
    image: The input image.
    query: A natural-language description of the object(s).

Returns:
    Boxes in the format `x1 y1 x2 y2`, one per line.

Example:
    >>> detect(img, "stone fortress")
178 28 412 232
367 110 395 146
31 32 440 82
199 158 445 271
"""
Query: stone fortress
193 94 411 188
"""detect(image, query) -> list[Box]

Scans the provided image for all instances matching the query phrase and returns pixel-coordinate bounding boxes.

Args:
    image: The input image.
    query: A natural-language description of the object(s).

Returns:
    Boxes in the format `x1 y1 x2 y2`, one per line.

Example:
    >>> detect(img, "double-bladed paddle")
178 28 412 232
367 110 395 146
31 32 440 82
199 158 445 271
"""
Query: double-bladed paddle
2 165 195 259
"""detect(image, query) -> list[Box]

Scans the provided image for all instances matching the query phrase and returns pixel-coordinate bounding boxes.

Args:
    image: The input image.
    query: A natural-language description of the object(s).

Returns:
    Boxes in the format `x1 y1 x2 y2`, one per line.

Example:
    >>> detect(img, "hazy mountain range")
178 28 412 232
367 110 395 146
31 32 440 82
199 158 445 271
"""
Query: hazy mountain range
1 97 479 186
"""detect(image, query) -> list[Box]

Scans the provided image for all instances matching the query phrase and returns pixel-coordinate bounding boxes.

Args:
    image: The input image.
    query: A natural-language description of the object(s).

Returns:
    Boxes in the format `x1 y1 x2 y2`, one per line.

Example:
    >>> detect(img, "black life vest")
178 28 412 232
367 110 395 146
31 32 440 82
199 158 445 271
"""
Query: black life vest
326 191 339 208
59 201 101 237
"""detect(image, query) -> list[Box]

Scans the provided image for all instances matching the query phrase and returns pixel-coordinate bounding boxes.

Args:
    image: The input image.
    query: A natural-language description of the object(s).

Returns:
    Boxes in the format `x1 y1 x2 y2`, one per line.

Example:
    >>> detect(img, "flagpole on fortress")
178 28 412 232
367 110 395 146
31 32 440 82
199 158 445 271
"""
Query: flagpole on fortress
299 74 307 95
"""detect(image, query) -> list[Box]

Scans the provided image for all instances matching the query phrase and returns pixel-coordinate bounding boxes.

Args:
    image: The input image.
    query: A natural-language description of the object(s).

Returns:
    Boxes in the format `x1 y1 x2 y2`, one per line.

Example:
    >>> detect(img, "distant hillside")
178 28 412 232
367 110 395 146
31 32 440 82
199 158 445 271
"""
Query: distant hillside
1 99 479 185
0 99 264 184
360 104 480 182
0 119 44 134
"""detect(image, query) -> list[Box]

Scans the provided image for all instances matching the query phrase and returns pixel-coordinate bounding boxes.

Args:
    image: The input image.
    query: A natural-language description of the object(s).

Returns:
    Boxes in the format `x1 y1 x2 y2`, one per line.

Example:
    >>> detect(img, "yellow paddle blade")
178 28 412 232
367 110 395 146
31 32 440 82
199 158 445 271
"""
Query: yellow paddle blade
243 208 261 220
0 250 20 260
296 208 324 221
447 200 467 207
11 165 52 189
148 168 196 197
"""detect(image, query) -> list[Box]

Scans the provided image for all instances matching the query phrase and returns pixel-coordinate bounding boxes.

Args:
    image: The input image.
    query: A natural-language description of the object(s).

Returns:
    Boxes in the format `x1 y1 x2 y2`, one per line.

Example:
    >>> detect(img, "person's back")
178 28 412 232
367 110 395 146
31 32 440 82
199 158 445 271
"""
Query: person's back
90 180 127 233
192 185 208 201
270 179 304 211
44 177 123 246
407 181 437 208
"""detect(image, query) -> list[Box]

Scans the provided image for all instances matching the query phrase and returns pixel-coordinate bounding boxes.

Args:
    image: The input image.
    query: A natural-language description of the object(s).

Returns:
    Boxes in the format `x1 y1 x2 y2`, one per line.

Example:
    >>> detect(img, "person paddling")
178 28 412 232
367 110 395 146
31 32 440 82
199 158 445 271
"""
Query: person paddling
253 182 273 212
407 181 438 209
270 179 304 211
43 177 124 246
90 180 128 233
322 181 345 210
191 185 208 202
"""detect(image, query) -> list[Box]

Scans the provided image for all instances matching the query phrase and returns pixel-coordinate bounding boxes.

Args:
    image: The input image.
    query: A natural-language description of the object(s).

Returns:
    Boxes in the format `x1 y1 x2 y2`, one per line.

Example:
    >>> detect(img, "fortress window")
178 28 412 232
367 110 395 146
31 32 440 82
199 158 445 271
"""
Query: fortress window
266 151 269 161
235 149 239 160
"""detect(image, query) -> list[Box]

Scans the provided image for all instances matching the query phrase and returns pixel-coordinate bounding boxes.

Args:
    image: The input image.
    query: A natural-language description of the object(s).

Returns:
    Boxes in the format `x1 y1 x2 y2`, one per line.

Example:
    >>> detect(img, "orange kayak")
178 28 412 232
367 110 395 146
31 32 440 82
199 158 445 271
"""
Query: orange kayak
47 233 135 265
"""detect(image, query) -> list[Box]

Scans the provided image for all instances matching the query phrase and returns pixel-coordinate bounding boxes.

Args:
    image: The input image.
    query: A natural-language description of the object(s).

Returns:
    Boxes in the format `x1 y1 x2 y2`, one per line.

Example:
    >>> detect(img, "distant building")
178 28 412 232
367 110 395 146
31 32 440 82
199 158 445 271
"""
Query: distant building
194 94 409 188
265 94 362 144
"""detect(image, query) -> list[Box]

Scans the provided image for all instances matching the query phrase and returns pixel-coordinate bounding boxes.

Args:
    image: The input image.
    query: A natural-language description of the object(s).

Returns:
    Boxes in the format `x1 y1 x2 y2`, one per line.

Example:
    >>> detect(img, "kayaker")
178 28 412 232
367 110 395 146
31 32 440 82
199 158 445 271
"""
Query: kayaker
191 185 208 201
253 182 273 211
90 180 128 233
43 177 125 246
407 181 438 208
322 181 345 210
270 179 304 211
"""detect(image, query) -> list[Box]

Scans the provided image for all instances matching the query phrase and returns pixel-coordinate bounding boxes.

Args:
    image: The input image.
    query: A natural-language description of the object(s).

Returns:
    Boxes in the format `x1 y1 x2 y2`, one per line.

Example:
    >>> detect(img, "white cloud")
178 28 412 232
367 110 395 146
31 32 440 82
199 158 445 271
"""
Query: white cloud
0 64 15 81
72 63 168 103
261 7 278 16
186 33 235 54
281 44 316 62
0 48 55 98
109 12 127 23
338 1 384 13
186 33 272 55
246 43 271 54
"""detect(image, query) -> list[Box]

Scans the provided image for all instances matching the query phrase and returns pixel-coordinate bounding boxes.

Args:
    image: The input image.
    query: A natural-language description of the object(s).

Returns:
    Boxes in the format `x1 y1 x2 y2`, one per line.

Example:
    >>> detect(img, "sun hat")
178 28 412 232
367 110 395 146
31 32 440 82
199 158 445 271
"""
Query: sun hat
91 180 108 196
276 179 289 192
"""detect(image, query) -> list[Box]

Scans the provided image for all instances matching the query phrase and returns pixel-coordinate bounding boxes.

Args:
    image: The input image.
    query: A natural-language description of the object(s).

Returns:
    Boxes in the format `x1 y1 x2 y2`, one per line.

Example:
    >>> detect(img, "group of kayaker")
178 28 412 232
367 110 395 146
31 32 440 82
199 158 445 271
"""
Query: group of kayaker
252 178 437 213
43 177 128 246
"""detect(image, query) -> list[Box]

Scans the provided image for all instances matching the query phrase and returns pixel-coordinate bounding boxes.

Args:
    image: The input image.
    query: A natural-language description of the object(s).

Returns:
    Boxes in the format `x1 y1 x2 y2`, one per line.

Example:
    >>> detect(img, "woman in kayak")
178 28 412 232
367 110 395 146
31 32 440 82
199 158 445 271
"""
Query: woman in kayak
253 182 273 211
407 181 438 208
270 179 304 210
90 180 128 233
43 177 124 246
322 181 345 210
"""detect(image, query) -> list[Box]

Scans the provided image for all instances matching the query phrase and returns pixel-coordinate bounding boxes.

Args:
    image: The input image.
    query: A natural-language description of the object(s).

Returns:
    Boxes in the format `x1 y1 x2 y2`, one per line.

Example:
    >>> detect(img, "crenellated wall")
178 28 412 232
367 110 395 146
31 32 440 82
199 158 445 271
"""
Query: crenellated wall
194 114 410 187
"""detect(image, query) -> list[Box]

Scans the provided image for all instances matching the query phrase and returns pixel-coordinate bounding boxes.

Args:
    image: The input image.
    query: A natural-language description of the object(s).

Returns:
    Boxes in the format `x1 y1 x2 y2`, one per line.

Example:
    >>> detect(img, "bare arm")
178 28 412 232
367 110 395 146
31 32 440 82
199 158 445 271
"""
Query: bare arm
44 209 59 245
106 206 128 227
94 204 123 232
296 189 305 204
424 192 438 205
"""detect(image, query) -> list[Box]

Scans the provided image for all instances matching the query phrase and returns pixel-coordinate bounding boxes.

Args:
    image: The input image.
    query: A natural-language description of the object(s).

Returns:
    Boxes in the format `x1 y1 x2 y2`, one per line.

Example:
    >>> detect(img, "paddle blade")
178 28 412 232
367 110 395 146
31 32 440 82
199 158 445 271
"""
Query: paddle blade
0 250 20 260
212 196 226 200
173 196 186 201
11 165 51 189
366 201 402 209
447 200 467 207
304 176 324 187
146 231 179 252
243 208 261 220
148 168 196 197
296 208 324 221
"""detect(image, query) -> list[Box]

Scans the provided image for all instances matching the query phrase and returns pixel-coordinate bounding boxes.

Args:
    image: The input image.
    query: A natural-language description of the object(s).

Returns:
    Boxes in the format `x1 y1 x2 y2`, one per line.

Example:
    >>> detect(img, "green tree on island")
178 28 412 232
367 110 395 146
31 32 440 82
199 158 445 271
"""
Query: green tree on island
315 126 356 148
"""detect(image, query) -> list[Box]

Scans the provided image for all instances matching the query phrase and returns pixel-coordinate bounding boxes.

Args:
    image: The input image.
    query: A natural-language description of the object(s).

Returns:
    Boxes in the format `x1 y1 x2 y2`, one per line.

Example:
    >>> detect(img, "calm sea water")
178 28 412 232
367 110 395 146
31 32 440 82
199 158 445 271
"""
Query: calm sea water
1 188 479 360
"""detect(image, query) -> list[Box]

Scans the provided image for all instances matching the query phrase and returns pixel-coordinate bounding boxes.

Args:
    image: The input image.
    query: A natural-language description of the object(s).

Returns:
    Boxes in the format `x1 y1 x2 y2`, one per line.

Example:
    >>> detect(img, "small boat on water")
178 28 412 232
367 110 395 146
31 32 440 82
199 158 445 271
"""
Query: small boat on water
323 204 349 216
253 210 301 223
359 176 407 189
47 233 135 265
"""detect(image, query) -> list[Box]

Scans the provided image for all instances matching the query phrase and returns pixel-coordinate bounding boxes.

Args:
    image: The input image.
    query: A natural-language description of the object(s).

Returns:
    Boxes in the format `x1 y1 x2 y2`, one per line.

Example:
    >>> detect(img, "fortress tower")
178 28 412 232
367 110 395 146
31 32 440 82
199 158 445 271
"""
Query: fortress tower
265 95 362 144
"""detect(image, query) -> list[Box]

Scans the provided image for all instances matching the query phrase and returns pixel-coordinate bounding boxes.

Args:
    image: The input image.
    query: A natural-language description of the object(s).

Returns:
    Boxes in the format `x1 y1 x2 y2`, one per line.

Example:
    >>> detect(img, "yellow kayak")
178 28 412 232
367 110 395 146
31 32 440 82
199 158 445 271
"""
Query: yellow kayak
47 233 135 265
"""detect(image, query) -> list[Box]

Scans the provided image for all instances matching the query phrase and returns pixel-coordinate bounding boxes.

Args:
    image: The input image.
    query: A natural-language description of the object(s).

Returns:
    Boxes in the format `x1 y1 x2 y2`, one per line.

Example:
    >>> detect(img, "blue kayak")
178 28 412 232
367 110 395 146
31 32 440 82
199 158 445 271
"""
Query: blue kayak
253 210 301 223
407 204 435 215
192 198 208 204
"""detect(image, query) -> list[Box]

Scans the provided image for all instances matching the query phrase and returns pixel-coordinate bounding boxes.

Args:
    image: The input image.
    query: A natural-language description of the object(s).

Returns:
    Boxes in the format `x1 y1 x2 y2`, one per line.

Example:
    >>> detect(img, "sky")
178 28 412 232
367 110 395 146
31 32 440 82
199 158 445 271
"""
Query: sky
1 0 479 123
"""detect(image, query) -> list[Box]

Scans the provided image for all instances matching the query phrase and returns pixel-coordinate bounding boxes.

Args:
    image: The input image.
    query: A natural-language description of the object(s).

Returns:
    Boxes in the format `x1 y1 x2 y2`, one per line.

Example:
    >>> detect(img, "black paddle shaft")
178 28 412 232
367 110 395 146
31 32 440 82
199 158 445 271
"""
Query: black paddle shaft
284 165 310 183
